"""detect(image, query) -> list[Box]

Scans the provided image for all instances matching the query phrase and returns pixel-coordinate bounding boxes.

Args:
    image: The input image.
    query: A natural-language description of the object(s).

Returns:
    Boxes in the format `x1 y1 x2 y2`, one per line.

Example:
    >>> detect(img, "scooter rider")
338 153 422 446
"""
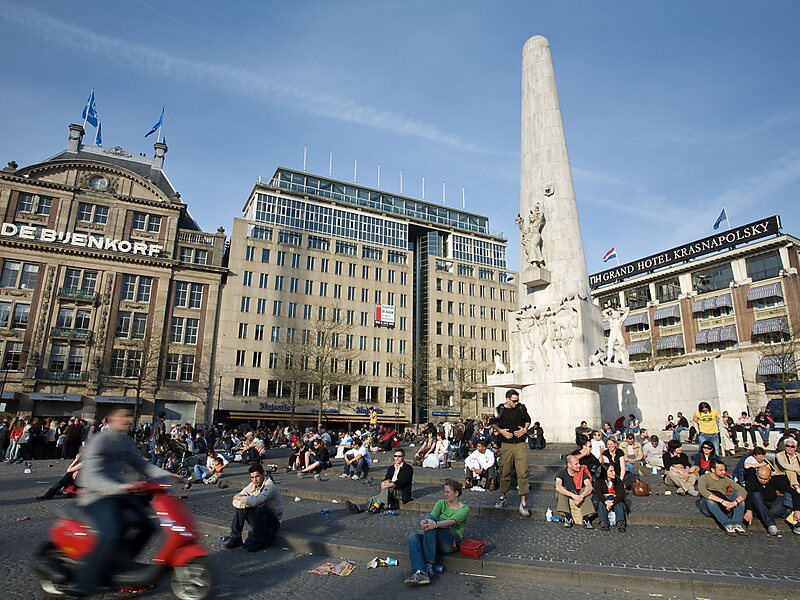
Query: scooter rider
69 406 173 597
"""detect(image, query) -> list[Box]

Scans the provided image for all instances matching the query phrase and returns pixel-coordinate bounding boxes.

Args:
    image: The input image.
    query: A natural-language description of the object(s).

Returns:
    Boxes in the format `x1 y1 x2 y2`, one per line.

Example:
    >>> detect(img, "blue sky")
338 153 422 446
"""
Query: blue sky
1 1 798 274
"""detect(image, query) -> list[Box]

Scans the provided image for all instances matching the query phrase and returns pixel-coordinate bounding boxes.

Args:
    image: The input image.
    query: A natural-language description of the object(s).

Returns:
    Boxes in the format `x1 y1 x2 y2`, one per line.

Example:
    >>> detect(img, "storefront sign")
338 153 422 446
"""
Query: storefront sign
589 215 781 289
30 393 83 402
310 407 339 414
1 222 163 257
432 411 460 417
355 406 384 415
258 402 292 411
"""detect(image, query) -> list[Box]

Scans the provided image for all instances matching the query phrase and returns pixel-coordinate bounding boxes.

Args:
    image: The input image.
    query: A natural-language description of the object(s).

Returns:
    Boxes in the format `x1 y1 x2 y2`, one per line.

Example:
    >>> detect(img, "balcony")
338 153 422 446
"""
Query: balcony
57 287 99 303
50 327 93 342
36 369 88 382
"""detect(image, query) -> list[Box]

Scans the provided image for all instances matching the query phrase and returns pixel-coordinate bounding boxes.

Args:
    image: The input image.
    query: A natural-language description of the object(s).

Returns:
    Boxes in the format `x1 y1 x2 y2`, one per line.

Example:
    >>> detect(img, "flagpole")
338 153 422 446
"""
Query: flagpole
82 88 93 132
724 205 731 231
615 254 620 267
158 107 165 144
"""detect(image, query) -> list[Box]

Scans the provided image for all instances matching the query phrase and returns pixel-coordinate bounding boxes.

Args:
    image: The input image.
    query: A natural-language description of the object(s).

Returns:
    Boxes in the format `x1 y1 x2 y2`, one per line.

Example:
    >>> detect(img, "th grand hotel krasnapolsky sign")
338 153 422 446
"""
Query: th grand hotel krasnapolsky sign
589 215 781 290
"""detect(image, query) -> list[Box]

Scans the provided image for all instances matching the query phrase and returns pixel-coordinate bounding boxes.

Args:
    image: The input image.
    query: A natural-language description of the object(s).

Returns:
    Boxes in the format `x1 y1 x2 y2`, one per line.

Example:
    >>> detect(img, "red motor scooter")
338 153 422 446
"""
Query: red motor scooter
33 482 213 599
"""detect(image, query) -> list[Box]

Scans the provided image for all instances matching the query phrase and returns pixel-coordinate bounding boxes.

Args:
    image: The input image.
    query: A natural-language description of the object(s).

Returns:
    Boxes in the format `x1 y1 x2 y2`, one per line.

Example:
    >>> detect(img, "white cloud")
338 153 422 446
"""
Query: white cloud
0 2 491 154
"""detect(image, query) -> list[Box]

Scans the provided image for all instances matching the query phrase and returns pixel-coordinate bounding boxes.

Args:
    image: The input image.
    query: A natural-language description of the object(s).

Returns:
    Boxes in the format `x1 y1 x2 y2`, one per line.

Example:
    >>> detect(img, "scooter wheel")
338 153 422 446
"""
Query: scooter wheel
177 466 190 479
170 557 213 600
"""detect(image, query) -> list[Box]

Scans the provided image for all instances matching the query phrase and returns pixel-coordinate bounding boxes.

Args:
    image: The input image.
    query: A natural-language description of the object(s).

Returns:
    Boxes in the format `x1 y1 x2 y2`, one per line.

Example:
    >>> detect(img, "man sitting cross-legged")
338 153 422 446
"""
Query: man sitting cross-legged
187 449 228 489
225 463 284 552
464 440 497 491
744 465 800 536
698 459 748 537
348 448 414 514
554 454 596 529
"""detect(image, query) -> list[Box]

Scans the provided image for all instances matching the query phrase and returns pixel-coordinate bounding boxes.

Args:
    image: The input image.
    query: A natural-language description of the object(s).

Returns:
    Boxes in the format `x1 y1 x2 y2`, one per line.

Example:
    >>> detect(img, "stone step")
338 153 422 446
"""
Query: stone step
191 490 800 600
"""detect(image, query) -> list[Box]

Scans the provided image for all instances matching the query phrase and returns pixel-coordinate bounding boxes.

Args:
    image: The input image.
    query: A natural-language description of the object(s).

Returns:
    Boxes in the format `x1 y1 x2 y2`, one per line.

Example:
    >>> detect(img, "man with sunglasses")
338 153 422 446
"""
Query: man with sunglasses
349 448 414 514
491 389 531 516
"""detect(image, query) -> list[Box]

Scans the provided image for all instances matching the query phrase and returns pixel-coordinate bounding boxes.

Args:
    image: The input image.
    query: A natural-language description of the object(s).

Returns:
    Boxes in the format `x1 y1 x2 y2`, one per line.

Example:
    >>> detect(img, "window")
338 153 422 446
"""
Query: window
240 297 250 312
121 275 153 302
305 280 314 295
320 258 329 273
292 253 301 268
306 256 315 270
2 342 22 370
131 212 162 233
0 261 39 289
288 302 297 318
272 300 282 316
348 286 355 301
233 378 259 396
242 271 253 287
598 293 621 310
271 326 280 342
692 263 734 294
747 251 782 282
180 355 195 381
625 285 651 309
12 303 29 328
254 324 264 341
76 202 108 224
109 349 142 377
170 317 198 344
654 277 681 303
259 273 268 288
63 268 97 293
333 284 341 299
17 192 52 215
252 351 262 368
358 385 379 402
261 248 270 263
319 282 328 297
303 304 312 320
245 246 254 261
274 276 284 291
257 298 266 314
335 261 343 275
290 277 299 293
238 323 248 339
235 350 246 367
118 311 147 339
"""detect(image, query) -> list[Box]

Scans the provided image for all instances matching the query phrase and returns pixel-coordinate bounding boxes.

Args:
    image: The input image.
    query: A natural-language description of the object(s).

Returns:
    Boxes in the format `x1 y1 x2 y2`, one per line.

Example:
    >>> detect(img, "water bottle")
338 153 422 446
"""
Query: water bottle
386 510 398 516
545 508 553 522
608 511 616 526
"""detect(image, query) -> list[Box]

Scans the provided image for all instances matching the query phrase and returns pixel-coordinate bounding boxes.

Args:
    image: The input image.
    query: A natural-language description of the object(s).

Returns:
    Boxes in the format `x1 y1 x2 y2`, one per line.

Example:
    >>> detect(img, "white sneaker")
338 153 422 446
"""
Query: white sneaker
314 473 321 481
494 497 506 509
351 474 359 480
339 473 349 478
767 524 779 536
470 486 485 492
519 503 530 517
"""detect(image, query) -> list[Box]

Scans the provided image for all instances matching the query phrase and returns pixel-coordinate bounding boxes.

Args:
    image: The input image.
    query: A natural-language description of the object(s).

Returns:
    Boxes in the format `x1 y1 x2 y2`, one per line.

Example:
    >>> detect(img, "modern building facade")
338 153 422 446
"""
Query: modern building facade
590 215 800 413
217 168 516 427
0 124 227 424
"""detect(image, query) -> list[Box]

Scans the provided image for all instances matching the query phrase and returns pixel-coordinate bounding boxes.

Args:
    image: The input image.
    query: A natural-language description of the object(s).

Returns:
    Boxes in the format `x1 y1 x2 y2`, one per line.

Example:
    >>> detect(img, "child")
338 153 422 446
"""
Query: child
203 457 226 485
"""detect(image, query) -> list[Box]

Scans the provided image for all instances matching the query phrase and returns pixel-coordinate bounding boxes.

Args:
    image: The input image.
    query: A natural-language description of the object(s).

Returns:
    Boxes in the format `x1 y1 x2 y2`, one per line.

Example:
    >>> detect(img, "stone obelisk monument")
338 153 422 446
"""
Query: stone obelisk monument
488 35 633 443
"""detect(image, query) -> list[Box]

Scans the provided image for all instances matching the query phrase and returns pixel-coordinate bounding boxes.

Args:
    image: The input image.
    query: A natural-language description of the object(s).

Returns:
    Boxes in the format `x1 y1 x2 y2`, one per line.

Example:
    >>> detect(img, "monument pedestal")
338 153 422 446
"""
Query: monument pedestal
521 266 551 287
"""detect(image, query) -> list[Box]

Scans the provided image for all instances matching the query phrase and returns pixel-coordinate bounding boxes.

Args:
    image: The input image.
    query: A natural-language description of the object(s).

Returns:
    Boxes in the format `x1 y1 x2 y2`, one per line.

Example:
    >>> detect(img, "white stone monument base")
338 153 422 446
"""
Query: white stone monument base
488 365 634 388
521 266 551 287
523 382 601 444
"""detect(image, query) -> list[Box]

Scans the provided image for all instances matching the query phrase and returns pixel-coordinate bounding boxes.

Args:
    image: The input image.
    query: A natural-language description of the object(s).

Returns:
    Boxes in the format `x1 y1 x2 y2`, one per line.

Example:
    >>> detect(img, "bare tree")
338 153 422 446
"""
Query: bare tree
432 336 491 420
281 305 359 431
757 318 799 430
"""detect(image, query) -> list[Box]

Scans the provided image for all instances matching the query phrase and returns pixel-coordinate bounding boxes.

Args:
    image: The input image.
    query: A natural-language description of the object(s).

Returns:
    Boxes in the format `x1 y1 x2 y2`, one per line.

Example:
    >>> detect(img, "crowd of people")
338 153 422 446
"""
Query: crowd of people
5 395 800 595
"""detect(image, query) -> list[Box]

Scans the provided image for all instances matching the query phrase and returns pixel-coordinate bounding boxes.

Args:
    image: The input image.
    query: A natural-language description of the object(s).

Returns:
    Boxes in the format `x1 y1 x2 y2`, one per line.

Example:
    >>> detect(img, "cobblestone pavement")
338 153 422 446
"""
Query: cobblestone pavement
2 451 798 600
0 461 669 600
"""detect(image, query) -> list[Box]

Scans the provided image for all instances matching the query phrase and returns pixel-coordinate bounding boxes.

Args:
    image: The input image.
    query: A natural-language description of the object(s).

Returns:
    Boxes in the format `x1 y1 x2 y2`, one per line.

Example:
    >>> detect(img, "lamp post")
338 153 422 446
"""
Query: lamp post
216 374 223 415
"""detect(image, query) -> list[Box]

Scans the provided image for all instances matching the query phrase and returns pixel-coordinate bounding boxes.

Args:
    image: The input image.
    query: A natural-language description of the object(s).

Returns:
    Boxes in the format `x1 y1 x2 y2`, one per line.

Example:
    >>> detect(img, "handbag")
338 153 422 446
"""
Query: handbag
632 479 651 497
459 537 488 559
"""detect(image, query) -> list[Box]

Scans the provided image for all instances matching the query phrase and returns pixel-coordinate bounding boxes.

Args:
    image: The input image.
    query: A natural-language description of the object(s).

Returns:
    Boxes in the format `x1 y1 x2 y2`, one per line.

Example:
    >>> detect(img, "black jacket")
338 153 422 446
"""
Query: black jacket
593 476 626 506
744 470 800 511
384 462 414 503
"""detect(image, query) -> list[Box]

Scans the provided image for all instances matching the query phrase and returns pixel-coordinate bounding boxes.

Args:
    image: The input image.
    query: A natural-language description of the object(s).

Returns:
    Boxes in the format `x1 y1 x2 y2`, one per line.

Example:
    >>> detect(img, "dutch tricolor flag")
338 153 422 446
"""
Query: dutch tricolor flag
602 246 617 263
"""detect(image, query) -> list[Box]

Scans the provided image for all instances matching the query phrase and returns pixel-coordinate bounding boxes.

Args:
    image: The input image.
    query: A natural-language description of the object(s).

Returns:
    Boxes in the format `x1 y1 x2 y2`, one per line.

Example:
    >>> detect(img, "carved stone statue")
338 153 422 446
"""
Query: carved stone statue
602 306 630 365
516 202 545 268
548 303 579 367
492 353 508 375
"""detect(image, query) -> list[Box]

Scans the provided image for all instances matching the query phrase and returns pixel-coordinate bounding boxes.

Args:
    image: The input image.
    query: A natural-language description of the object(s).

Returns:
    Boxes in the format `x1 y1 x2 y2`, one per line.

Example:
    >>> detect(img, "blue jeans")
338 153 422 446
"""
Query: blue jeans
407 514 459 575
700 491 744 527
697 433 720 456
597 501 626 525
750 491 791 527
625 462 635 475
672 427 687 441
343 457 368 477
757 427 770 444
194 464 210 481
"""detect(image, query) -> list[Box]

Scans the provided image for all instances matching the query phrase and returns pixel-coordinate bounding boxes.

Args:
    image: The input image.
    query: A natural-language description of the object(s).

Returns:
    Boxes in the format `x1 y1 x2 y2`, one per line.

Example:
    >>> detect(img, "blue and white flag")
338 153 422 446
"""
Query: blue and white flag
94 120 102 146
713 208 728 230
145 107 164 138
82 90 98 128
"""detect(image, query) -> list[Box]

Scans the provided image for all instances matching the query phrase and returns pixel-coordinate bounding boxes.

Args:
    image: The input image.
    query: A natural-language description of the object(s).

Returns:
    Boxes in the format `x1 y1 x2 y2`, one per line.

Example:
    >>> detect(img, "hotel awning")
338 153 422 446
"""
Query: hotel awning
656 334 684 350
692 293 733 313
627 340 652 356
653 304 681 321
748 282 783 302
757 354 797 376
752 316 790 336
624 312 649 327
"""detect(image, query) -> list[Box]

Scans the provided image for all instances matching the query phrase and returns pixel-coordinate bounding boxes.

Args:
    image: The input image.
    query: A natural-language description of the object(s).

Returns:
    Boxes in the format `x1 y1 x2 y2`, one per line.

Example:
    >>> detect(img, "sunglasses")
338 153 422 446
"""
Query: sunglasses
394 454 404 458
